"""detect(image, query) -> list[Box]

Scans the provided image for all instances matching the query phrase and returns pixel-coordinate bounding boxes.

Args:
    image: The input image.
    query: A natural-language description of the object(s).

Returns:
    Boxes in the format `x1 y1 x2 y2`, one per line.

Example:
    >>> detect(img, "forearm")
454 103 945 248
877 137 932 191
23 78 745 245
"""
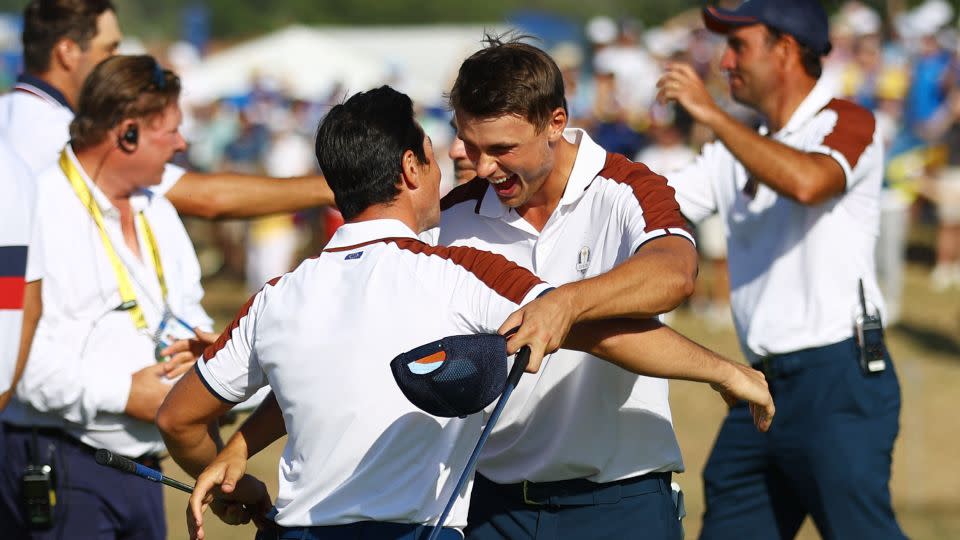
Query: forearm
164 421 224 479
233 391 286 458
706 110 839 204
564 318 737 385
565 236 697 321
156 371 232 478
167 172 334 219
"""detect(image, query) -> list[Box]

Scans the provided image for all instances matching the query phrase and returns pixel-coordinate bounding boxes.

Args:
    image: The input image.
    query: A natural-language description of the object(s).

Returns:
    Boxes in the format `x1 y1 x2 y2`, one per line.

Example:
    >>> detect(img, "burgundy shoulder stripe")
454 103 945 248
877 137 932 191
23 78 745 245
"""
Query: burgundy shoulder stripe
441 177 488 213
203 275 282 361
323 237 407 253
821 98 875 171
599 153 690 233
388 238 542 304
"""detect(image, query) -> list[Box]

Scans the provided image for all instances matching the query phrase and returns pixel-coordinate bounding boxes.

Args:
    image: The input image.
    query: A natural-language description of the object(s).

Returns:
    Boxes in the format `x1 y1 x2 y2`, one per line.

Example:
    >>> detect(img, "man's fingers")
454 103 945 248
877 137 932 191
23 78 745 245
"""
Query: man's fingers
524 345 546 374
160 339 191 357
194 329 219 344
220 463 245 493
498 309 525 339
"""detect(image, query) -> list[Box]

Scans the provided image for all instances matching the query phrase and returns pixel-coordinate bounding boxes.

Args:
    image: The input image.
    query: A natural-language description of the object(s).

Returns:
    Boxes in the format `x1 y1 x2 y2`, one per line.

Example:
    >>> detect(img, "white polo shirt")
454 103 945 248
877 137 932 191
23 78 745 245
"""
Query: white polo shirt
667 78 885 362
15 146 212 457
437 128 694 484
197 219 551 529
0 75 185 195
0 140 34 393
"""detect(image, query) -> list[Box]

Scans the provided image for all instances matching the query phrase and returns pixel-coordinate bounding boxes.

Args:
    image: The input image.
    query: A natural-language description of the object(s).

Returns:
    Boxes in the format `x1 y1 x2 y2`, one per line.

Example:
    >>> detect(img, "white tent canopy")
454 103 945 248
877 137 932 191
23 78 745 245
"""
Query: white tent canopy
180 24 505 107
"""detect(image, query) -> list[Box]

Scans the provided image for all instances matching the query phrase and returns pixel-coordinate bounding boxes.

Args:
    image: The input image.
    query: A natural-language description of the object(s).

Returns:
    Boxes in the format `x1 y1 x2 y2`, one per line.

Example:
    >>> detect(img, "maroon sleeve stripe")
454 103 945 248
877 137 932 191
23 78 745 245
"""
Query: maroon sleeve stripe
202 275 283 361
440 177 488 213
388 238 543 305
599 153 691 233
821 98 875 171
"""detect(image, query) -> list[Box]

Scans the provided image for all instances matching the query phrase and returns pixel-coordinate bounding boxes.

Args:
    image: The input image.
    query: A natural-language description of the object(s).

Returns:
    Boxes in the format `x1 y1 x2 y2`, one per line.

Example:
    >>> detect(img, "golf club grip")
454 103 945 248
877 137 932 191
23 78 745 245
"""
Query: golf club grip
507 346 530 386
94 449 194 494
95 448 138 475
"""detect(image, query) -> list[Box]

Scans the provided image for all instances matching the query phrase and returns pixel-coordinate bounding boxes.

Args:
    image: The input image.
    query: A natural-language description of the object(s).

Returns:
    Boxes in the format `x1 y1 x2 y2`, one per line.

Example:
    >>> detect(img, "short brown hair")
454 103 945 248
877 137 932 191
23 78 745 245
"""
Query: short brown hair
765 25 823 79
449 34 566 132
22 0 116 74
69 55 181 151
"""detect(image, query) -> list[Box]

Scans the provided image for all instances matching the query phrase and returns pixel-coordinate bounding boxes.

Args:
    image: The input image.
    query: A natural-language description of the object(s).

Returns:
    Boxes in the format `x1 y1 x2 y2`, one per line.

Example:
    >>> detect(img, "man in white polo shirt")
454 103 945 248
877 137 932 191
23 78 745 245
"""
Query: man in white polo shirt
658 1 906 538
0 55 212 539
156 86 775 540
437 36 698 540
1 0 333 218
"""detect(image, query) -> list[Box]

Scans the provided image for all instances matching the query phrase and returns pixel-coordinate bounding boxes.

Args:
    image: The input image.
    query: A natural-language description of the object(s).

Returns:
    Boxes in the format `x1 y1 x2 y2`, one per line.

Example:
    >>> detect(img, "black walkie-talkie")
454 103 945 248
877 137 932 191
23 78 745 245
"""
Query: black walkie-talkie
21 430 55 529
855 279 886 374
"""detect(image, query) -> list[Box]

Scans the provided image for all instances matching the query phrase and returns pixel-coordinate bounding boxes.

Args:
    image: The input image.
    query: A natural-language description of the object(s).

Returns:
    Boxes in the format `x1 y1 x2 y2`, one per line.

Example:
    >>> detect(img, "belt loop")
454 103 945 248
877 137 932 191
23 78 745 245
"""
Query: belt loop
594 482 622 505
522 480 544 506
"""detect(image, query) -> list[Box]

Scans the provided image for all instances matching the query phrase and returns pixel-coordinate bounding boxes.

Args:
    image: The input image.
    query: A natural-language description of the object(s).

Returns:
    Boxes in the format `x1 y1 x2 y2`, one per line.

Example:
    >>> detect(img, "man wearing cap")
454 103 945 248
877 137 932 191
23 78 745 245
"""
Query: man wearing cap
156 85 776 540
658 1 906 538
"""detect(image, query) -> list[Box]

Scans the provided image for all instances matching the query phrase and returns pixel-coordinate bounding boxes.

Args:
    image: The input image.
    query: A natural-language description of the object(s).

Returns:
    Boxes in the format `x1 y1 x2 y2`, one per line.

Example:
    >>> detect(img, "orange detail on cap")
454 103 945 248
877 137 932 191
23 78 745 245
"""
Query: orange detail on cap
416 350 446 364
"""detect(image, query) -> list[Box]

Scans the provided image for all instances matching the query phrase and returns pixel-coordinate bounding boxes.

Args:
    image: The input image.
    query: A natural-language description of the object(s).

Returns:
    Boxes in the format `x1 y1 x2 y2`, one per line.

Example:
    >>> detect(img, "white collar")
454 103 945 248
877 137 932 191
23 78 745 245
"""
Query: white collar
324 219 420 249
65 145 152 215
771 77 836 137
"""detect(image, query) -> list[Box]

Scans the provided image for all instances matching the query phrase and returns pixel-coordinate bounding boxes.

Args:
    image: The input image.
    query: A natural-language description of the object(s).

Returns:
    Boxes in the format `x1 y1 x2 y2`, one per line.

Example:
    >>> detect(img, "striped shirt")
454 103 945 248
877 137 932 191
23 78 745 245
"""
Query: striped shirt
0 140 34 392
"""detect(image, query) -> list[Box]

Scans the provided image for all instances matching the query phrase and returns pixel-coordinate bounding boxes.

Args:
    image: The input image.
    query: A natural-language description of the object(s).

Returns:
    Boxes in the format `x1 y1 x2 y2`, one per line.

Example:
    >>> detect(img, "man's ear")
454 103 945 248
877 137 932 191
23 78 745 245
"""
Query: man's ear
778 34 799 67
400 148 420 190
52 38 81 72
547 107 568 143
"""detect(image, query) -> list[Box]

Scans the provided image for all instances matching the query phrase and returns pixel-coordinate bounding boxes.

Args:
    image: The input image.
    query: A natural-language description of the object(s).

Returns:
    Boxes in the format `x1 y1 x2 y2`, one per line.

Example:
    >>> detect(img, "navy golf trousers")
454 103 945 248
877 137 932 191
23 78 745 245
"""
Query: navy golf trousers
699 337 907 540
0 424 164 540
466 471 681 539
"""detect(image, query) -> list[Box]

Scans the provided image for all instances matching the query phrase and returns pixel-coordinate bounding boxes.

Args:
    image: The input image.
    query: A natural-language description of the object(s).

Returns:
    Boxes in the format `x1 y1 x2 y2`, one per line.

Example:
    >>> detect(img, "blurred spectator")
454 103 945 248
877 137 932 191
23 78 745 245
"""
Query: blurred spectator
246 105 316 291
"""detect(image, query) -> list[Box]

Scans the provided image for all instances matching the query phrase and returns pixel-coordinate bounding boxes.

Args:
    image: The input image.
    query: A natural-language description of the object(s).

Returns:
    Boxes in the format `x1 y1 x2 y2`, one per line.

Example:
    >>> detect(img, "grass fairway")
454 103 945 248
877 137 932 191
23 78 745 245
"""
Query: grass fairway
162 263 960 539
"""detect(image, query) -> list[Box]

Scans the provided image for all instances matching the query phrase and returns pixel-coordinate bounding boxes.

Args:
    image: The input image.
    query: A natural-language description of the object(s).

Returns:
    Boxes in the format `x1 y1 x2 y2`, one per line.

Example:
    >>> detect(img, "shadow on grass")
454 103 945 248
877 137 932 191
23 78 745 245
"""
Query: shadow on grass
891 321 960 359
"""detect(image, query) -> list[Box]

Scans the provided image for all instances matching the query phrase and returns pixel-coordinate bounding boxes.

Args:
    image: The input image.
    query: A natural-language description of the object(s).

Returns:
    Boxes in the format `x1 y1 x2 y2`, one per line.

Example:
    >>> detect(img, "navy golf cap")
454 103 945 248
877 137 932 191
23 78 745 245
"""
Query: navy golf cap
703 0 832 56
391 334 509 418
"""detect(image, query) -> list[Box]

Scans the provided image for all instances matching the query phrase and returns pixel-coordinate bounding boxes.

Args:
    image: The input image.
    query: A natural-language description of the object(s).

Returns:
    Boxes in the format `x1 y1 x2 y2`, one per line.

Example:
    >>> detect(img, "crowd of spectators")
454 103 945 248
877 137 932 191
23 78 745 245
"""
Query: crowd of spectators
129 1 960 323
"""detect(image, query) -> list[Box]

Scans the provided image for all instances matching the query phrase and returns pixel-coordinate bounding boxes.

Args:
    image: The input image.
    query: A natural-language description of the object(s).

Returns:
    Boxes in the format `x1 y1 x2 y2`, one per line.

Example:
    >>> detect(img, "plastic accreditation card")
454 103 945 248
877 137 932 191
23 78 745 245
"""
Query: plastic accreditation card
152 308 198 363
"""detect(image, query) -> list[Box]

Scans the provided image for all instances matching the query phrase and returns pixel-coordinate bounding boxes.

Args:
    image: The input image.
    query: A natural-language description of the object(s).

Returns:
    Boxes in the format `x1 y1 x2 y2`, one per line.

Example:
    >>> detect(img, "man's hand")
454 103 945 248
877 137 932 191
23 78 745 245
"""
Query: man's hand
657 62 723 127
161 329 219 365
188 445 271 540
710 362 775 432
126 363 178 422
498 287 579 373
158 329 217 380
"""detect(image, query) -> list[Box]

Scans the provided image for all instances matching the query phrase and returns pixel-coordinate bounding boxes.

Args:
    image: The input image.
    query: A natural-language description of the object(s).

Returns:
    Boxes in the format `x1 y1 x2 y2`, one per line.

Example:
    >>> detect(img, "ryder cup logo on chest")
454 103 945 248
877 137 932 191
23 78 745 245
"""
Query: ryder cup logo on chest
576 246 590 276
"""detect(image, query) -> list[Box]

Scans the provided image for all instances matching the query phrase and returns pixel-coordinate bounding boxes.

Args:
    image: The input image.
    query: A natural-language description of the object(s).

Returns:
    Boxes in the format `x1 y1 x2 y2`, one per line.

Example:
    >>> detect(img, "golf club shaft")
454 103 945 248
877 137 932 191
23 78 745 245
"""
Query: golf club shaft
428 346 531 540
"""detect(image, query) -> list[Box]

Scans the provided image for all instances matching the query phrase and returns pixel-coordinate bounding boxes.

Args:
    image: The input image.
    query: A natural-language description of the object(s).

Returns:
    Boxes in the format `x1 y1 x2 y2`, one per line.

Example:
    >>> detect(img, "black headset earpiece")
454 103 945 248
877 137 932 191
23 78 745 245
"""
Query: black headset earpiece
118 124 138 153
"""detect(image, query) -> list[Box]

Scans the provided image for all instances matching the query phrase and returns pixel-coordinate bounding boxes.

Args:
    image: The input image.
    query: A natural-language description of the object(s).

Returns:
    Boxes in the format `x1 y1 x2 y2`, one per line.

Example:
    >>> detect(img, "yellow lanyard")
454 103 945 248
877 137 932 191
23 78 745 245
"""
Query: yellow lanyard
59 150 167 330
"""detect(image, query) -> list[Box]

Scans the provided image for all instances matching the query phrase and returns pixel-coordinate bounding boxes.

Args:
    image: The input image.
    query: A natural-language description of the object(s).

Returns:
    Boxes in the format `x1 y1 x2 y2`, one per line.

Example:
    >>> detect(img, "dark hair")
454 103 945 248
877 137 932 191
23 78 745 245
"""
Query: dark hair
449 33 566 132
314 86 428 221
69 55 181 150
765 25 823 79
22 0 115 74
